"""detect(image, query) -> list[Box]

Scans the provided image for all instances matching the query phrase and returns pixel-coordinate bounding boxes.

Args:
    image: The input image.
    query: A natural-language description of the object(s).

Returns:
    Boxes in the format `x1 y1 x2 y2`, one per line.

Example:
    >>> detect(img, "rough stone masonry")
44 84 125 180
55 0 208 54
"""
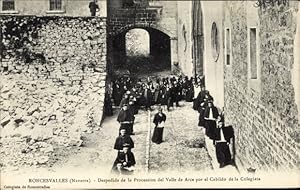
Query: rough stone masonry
0 16 107 170
224 1 299 171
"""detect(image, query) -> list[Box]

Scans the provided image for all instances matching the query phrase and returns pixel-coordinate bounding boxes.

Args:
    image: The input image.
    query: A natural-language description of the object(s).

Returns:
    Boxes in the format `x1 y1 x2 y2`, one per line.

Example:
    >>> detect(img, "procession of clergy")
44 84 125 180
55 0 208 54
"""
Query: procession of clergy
106 75 235 175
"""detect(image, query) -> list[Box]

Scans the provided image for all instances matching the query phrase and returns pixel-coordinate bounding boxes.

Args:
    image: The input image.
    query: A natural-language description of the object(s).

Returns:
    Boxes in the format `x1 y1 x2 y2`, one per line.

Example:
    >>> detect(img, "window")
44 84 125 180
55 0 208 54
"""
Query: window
2 0 14 11
50 0 62 10
225 28 231 65
211 22 220 62
249 28 257 79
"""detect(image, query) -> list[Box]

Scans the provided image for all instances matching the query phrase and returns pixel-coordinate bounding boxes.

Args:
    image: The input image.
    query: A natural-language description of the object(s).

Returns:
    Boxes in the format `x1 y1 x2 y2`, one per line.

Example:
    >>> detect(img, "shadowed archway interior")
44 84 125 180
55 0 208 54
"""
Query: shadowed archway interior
109 27 171 76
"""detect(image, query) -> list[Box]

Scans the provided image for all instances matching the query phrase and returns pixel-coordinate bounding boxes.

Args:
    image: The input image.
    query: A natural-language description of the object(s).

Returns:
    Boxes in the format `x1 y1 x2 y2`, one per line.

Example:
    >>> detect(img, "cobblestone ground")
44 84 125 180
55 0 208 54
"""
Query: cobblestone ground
148 102 213 174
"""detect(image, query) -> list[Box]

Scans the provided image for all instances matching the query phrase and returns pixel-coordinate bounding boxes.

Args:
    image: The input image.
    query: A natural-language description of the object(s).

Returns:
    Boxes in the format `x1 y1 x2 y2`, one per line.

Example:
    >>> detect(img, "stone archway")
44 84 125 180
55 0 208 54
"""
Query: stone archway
108 26 172 75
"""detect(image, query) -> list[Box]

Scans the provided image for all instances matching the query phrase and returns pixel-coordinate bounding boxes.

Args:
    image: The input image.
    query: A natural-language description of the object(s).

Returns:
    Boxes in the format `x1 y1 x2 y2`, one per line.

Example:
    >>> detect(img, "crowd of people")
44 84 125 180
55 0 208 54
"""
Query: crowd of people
108 74 235 174
105 74 205 114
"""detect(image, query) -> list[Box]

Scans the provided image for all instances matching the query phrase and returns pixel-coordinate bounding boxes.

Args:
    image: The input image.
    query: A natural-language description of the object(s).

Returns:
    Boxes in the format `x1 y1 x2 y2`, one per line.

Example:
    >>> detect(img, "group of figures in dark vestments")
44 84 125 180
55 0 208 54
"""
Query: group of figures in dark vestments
107 74 235 174
193 85 235 168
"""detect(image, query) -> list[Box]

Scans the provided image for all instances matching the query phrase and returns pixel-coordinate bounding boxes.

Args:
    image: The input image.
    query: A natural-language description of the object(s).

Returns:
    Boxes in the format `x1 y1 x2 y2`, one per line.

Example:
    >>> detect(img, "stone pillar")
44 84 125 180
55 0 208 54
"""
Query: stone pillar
170 37 178 73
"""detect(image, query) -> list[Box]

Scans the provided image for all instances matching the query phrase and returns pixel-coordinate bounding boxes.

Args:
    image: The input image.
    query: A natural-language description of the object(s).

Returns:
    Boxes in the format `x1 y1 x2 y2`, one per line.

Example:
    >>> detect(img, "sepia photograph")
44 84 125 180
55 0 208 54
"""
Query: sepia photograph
0 0 299 189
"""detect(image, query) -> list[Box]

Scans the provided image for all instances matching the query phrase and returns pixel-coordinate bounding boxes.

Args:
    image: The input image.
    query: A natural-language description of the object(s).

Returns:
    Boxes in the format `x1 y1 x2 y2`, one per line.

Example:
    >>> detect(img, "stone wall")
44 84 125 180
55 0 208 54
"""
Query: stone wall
224 1 299 171
0 16 107 171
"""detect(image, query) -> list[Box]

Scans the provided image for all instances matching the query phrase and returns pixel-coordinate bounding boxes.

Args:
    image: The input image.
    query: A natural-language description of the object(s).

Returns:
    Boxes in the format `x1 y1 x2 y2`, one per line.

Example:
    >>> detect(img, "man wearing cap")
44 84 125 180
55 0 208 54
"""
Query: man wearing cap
112 143 136 174
117 104 135 135
114 128 134 151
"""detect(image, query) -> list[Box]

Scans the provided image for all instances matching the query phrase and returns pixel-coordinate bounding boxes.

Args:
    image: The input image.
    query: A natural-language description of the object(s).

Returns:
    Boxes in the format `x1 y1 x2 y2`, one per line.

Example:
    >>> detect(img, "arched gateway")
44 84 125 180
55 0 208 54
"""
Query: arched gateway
107 0 178 76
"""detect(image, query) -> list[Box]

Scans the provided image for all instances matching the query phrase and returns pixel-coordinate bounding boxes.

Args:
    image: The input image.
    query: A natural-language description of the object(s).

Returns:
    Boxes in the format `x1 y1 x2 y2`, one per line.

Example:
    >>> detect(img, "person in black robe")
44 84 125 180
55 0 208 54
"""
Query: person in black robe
177 77 183 101
153 80 160 105
114 128 134 151
111 144 136 175
144 85 152 111
172 81 180 107
198 101 207 128
185 78 194 102
151 107 167 144
157 85 166 107
113 83 122 107
104 91 113 116
182 77 188 100
165 85 172 111
213 120 234 168
150 83 156 106
136 90 144 110
117 104 135 135
204 101 219 139
129 95 138 115
127 100 136 135
89 0 99 16
193 86 213 111
169 82 177 107
119 93 130 108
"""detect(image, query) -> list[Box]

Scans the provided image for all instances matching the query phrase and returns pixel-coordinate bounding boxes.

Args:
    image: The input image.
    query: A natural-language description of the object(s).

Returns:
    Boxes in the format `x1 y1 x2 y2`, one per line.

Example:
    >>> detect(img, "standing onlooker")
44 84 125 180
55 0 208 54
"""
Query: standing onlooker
89 0 99 16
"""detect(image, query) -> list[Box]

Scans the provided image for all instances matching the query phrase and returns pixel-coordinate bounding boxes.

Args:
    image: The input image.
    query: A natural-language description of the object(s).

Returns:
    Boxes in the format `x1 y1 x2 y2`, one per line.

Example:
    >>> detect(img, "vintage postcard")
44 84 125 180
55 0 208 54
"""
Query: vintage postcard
0 0 299 189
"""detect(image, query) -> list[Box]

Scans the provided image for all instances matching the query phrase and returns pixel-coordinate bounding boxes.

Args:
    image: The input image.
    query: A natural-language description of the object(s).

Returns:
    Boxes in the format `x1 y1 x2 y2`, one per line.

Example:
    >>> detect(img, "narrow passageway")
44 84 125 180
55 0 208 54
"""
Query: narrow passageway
34 68 238 176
